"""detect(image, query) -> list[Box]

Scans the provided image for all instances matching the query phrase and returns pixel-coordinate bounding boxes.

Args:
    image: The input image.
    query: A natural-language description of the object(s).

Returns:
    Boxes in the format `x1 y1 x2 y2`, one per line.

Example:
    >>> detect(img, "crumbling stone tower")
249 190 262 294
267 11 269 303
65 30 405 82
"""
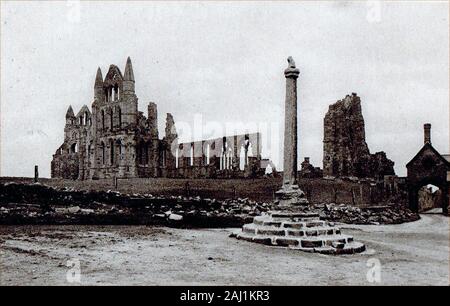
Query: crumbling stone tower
322 93 395 180
90 57 139 179
52 57 162 180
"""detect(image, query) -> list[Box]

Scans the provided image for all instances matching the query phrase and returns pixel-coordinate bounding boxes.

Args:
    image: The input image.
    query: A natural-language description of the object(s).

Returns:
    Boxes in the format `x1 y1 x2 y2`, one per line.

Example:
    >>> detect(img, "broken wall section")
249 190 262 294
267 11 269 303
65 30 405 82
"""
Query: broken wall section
323 93 395 180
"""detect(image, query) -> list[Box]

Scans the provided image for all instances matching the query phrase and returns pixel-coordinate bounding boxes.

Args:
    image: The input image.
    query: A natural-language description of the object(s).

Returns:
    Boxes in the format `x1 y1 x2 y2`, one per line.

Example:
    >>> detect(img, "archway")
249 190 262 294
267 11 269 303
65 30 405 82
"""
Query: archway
417 184 444 213
410 179 447 214
406 141 450 215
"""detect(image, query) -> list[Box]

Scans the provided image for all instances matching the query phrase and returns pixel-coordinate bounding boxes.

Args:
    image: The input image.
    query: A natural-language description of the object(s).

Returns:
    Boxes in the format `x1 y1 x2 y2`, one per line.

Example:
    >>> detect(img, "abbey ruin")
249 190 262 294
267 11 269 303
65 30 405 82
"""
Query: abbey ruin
49 57 449 215
323 93 395 180
51 58 267 180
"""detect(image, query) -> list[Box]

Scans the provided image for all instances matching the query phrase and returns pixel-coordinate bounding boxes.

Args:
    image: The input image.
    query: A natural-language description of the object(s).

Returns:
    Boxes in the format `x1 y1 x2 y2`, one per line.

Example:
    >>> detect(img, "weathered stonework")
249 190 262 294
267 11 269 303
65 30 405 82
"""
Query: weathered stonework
406 124 450 214
51 58 266 180
323 93 395 180
299 157 323 178
233 57 366 254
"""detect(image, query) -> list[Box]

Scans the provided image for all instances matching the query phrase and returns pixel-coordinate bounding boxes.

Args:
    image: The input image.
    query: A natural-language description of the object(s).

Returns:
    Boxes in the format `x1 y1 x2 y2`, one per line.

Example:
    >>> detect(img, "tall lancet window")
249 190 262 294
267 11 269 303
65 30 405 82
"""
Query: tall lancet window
114 84 119 101
101 142 105 165
118 107 122 128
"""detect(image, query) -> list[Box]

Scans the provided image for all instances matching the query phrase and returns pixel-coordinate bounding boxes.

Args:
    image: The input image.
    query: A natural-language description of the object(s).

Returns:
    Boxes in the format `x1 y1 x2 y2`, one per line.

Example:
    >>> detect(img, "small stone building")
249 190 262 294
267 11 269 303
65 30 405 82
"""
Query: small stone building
51 58 265 180
406 124 450 214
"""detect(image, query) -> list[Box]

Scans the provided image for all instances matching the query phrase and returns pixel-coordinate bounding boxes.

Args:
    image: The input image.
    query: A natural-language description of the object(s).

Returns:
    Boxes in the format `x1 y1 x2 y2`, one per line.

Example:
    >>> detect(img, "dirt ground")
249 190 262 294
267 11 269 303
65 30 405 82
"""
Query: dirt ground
0 212 448 286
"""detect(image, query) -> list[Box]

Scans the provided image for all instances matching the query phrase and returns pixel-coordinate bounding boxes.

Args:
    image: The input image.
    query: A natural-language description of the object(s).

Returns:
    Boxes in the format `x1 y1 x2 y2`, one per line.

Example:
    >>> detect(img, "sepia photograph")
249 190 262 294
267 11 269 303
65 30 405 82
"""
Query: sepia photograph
0 0 448 293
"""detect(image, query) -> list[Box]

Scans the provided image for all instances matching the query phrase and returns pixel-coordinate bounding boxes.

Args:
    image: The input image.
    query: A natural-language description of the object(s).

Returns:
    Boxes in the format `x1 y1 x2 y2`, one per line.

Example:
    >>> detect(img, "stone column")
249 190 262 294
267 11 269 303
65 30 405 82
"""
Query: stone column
276 56 308 206
283 57 300 186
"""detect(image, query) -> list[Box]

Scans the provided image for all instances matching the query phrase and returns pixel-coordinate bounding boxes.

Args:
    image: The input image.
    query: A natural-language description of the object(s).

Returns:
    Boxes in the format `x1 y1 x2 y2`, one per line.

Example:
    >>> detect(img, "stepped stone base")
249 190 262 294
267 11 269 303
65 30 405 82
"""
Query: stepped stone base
275 184 309 206
231 210 366 255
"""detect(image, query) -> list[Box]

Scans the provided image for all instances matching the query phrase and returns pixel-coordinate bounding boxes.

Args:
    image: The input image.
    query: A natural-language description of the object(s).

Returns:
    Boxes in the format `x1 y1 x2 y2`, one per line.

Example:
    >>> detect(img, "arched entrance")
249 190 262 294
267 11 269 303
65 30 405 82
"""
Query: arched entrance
417 184 444 213
406 137 450 215
409 180 447 214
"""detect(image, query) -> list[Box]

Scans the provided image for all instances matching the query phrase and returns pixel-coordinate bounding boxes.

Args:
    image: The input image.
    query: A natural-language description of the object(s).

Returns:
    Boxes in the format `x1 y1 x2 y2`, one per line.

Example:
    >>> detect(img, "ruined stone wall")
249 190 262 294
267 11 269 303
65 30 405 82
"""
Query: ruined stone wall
299 157 323 178
51 59 269 181
323 93 395 180
51 148 79 180
172 133 264 179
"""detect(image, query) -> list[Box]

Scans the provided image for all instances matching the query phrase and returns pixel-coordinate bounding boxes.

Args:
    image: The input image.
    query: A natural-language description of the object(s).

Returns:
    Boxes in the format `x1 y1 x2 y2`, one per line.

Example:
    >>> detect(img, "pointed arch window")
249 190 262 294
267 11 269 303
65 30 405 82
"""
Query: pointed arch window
113 84 119 101
101 142 105 165
110 109 114 130
110 139 114 165
101 110 105 129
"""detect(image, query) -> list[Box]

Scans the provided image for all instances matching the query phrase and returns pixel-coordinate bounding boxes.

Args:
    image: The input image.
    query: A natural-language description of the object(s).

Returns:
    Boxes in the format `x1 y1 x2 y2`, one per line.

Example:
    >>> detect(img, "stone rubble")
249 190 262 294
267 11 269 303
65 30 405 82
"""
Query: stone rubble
0 182 419 227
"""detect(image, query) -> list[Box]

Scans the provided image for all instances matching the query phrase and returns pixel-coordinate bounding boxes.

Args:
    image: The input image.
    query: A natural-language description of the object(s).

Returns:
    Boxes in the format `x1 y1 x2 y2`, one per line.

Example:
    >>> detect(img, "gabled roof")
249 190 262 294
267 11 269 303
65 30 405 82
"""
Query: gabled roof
406 142 450 168
104 64 124 85
76 105 91 117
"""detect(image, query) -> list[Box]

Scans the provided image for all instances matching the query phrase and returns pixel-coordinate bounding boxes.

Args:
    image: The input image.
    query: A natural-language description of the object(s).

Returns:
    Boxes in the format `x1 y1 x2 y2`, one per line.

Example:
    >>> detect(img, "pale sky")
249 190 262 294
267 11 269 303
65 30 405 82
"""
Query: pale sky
1 1 448 178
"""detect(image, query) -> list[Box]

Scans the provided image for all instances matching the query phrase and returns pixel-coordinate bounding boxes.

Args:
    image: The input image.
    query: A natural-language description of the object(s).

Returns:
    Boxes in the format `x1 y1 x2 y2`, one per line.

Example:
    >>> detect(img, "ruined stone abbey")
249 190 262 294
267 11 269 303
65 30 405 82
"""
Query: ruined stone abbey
51 58 265 180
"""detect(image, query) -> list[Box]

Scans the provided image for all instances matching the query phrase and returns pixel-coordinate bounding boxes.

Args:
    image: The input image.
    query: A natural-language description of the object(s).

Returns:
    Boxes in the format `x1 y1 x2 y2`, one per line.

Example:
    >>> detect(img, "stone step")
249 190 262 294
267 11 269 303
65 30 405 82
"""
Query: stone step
269 211 319 220
243 223 341 237
236 232 355 249
295 241 366 255
253 216 328 229
233 209 365 255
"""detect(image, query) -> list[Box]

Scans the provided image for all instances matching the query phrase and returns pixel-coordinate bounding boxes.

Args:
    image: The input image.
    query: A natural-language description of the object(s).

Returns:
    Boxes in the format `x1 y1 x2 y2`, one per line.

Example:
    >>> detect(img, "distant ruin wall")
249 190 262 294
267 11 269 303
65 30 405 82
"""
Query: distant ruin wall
172 133 264 179
323 93 395 180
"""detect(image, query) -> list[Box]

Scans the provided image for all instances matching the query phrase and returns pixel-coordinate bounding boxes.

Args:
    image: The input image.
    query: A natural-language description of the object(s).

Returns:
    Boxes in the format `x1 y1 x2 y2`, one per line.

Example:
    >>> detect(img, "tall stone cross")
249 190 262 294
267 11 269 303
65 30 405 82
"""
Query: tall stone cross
276 56 308 206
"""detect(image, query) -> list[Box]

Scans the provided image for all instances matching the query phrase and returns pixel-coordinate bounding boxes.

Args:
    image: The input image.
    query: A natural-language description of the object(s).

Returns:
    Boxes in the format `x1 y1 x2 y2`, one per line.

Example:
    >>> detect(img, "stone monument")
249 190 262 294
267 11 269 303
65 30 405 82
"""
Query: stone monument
231 57 366 254
275 56 308 207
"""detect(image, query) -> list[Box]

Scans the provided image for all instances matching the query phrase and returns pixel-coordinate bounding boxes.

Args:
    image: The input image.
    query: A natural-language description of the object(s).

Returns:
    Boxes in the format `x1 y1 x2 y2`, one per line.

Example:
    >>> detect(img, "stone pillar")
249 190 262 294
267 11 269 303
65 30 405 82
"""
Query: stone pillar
275 57 308 206
283 58 299 186
34 165 39 183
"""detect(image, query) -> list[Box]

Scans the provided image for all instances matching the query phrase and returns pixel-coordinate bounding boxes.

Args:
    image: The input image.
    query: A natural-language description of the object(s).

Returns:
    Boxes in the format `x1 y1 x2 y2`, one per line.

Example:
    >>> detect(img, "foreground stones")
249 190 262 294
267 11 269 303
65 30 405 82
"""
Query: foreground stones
232 210 365 255
0 182 419 227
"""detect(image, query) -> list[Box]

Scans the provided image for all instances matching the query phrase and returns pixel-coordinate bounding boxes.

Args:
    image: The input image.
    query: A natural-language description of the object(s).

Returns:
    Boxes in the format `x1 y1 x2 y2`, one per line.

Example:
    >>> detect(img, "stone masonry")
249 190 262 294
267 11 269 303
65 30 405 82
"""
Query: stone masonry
233 57 366 255
51 58 267 180
323 93 395 180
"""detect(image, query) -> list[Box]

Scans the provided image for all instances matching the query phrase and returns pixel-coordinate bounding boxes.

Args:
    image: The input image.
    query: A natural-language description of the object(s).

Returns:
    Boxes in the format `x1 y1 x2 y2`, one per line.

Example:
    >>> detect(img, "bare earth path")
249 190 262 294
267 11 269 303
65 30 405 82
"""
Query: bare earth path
0 213 448 285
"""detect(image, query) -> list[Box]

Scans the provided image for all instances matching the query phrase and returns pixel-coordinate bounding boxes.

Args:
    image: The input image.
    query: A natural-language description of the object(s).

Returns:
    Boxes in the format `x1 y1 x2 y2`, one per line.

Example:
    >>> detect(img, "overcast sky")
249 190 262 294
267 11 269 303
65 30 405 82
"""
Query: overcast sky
1 1 448 178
